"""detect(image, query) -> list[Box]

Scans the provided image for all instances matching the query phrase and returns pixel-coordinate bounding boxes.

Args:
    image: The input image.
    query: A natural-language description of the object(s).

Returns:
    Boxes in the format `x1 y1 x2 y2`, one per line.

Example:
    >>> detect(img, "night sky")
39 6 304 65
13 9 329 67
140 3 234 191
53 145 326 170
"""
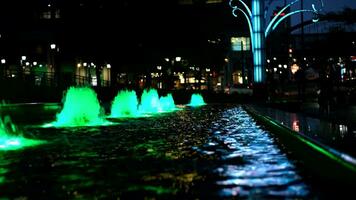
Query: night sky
269 0 356 25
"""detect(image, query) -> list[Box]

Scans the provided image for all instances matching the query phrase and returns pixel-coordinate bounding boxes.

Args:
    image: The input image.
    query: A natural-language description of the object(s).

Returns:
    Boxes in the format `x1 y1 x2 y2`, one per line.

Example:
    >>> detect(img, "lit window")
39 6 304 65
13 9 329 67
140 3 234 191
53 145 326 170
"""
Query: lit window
231 37 250 51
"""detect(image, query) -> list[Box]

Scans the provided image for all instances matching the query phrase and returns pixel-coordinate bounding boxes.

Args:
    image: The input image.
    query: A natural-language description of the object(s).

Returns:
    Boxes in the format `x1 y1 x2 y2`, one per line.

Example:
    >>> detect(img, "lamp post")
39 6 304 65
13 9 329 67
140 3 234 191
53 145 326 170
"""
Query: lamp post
0 58 5 80
229 0 324 84
49 43 58 86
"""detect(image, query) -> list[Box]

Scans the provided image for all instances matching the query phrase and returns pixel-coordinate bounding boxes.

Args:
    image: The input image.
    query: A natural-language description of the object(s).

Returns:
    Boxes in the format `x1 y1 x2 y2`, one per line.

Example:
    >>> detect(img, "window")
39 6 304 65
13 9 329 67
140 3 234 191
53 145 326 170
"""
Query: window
231 37 251 51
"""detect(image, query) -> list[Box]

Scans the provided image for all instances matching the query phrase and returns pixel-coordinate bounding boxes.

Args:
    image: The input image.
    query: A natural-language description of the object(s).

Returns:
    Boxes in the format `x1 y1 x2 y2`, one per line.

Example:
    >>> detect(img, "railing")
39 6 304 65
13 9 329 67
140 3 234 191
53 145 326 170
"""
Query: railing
0 70 111 88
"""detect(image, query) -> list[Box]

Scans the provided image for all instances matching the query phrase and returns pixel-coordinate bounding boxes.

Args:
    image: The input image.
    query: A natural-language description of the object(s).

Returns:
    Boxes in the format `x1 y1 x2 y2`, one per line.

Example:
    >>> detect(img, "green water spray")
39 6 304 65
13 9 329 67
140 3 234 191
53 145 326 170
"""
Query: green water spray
188 93 206 107
138 89 161 114
0 116 42 151
44 87 111 127
159 94 176 112
110 90 139 117
110 89 178 118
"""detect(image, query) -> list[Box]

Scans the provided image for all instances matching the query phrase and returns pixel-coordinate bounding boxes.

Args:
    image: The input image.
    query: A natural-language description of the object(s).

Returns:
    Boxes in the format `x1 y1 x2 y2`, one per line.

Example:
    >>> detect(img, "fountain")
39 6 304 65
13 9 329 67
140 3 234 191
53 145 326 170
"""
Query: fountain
110 89 178 118
110 90 139 118
188 93 206 107
159 94 176 112
138 89 161 114
0 115 42 151
44 87 111 127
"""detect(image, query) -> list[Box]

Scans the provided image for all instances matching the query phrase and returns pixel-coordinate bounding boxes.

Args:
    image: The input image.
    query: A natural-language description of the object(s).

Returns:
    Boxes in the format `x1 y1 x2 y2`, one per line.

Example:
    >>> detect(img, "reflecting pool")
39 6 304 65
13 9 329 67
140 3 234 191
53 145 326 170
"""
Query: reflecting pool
0 105 333 199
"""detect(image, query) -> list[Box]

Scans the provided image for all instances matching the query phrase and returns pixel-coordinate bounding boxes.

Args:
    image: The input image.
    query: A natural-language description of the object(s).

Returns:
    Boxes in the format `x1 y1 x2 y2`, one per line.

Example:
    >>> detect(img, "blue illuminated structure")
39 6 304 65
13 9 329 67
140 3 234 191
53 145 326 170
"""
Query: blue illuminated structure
229 0 324 83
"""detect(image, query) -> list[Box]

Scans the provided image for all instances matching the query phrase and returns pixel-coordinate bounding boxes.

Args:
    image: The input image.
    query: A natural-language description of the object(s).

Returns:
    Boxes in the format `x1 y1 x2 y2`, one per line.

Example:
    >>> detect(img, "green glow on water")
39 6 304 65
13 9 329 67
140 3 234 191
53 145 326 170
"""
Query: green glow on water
0 116 43 151
128 185 178 195
44 87 112 127
111 90 139 118
188 93 206 107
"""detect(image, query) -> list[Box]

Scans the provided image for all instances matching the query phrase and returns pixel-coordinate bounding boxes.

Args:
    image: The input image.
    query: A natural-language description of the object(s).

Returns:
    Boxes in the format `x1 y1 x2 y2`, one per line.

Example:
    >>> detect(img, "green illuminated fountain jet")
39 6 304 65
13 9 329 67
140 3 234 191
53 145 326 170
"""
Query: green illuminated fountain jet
139 89 161 114
110 90 139 118
110 89 178 118
44 87 112 127
188 94 206 107
0 116 43 151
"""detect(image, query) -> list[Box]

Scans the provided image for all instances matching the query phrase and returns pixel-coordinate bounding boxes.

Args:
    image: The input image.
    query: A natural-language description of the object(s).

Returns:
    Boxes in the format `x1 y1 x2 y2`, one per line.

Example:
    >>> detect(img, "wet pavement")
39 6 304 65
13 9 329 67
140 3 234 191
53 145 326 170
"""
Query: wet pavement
252 105 356 158
0 105 312 199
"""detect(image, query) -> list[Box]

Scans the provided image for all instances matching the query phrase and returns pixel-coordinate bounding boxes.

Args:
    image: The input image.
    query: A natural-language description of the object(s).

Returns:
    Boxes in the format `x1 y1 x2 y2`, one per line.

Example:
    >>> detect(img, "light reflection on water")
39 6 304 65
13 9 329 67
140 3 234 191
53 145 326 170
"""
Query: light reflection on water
198 107 309 198
252 106 356 157
0 105 311 199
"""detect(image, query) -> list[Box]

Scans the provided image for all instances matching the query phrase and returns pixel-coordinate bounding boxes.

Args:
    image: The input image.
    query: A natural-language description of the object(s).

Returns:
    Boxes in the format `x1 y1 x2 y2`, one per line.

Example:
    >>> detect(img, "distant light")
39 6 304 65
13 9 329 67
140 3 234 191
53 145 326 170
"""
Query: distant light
293 58 297 62
21 56 27 61
25 62 30 66
289 48 293 53
77 63 81 68
39 64 43 67
224 58 229 63
1 59 5 64
278 64 282 68
157 66 162 70
90 62 95 66
291 64 299 74
83 62 88 67
279 71 282 74
48 4 51 7
304 57 307 61
33 61 37 66
175 57 182 62
273 68 277 72
164 58 169 62
206 68 211 72
266 69 269 72
273 57 277 61
50 44 56 49
267 59 270 63
283 64 287 69
106 64 111 69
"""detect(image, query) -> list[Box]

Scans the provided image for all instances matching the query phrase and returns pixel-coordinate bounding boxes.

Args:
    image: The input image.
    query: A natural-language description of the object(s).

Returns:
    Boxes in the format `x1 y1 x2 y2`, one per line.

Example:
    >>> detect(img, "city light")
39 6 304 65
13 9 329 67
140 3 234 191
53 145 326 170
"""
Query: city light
267 59 270 63
77 63 81 68
273 57 277 60
50 44 56 50
25 62 30 66
21 56 26 61
291 64 300 74
33 62 37 66
106 64 111 69
224 58 229 62
165 58 169 62
175 57 182 62
83 62 88 67
206 68 211 72
283 64 288 69
1 59 5 64
157 66 162 70
278 64 282 68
